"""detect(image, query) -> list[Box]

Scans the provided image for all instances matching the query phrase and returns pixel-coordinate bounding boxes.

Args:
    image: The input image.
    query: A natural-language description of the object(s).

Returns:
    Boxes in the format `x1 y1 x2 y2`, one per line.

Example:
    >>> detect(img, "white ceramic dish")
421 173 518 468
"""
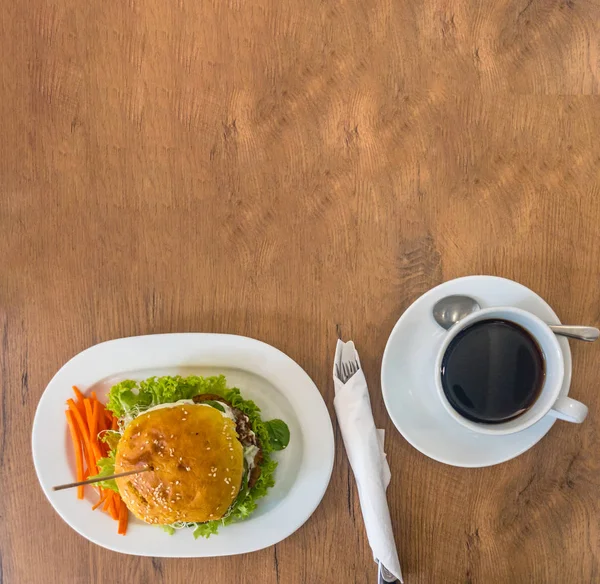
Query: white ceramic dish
32 333 335 556
381 276 573 468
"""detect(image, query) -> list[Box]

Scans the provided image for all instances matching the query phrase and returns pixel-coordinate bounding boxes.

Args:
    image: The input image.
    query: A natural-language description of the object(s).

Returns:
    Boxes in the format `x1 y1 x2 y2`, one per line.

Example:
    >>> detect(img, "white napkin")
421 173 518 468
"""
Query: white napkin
333 339 403 582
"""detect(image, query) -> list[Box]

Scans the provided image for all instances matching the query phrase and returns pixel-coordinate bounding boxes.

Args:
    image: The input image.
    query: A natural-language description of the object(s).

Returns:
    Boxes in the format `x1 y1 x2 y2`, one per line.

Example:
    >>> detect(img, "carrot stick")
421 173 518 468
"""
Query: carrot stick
71 386 87 418
108 494 119 520
103 491 115 511
92 490 108 511
65 410 85 499
84 399 94 437
113 495 123 524
90 399 100 442
68 389 127 533
96 408 109 455
96 402 106 433
118 500 128 535
67 399 97 476
85 401 104 482
90 441 103 464
72 385 85 404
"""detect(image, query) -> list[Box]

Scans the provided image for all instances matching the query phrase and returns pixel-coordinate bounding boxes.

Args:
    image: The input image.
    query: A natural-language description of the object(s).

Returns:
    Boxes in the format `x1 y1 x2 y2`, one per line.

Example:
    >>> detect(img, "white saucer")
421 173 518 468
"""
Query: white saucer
381 276 573 468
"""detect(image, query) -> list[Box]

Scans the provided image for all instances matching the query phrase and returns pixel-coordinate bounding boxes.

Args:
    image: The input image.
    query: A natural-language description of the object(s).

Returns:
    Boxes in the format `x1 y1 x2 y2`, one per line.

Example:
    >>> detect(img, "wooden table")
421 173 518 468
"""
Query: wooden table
2 0 599 582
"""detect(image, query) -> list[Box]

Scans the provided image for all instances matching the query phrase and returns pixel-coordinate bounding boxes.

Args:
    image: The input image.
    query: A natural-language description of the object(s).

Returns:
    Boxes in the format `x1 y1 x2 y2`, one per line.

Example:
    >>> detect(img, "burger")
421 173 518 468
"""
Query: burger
95 375 289 538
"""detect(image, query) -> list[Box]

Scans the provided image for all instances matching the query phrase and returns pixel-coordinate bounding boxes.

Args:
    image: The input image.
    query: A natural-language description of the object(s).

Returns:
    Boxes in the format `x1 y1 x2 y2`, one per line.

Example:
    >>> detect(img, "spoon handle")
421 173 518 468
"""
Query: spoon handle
549 325 599 342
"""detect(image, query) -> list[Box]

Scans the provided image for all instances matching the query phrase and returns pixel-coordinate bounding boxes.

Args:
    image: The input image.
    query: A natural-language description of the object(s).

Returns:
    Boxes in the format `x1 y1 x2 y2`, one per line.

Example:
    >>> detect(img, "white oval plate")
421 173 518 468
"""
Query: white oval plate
381 276 573 468
32 333 335 556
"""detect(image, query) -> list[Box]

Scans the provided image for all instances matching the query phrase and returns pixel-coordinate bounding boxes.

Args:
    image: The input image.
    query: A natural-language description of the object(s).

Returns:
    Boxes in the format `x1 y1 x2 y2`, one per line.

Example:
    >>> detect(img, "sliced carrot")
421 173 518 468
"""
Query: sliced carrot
108 494 119 520
90 441 103 464
90 399 100 442
86 400 104 468
70 386 87 418
84 399 94 437
67 399 97 476
65 410 85 499
96 402 107 433
92 490 108 511
68 388 127 534
67 400 93 464
118 500 128 535
72 385 85 404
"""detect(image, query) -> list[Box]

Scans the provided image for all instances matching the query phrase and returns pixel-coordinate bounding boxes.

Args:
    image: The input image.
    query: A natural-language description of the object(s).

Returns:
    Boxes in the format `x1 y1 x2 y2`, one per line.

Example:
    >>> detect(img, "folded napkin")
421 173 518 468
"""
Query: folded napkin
333 339 403 582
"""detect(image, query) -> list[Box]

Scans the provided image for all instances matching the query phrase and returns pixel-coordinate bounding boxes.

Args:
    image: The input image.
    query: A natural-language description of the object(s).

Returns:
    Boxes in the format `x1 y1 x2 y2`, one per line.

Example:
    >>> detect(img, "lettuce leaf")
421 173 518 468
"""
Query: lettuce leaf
91 450 119 493
103 375 287 538
106 375 229 419
193 522 220 538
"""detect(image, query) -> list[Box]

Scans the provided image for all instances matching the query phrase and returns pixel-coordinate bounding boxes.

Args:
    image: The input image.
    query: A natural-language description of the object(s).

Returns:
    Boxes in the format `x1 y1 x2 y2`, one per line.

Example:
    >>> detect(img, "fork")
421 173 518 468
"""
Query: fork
335 358 399 584
335 360 359 384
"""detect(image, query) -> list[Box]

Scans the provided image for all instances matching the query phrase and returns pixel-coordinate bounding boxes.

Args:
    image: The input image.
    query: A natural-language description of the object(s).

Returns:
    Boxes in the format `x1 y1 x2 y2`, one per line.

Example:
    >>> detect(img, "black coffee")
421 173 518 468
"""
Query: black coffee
441 319 545 423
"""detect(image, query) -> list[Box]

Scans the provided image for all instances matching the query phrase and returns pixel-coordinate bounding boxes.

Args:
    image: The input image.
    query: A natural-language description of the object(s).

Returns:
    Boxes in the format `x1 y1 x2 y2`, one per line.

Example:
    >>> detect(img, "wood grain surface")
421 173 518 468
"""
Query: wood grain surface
1 0 599 581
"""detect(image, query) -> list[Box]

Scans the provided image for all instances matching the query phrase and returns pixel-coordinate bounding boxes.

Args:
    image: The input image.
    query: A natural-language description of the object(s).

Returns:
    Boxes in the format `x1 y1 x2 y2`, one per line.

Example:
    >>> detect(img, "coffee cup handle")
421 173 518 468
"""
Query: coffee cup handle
548 396 588 423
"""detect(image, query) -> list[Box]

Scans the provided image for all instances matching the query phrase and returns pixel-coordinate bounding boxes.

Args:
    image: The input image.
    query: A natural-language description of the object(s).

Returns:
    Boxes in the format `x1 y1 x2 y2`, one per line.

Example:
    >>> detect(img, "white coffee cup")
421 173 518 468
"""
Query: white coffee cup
434 306 588 435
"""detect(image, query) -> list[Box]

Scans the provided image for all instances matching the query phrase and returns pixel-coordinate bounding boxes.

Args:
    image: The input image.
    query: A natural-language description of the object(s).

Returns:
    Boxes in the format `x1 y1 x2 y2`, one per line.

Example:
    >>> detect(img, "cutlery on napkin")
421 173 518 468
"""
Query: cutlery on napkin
333 339 403 583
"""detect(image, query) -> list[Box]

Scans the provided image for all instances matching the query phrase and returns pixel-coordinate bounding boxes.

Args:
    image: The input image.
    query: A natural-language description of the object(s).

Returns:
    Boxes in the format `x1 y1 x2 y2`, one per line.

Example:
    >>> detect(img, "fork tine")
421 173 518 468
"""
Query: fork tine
340 360 359 383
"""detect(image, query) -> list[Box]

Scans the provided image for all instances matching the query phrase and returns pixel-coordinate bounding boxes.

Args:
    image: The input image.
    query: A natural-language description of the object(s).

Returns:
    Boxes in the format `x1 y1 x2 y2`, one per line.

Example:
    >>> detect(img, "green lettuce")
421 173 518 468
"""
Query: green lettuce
91 450 119 493
98 375 288 538
106 375 229 420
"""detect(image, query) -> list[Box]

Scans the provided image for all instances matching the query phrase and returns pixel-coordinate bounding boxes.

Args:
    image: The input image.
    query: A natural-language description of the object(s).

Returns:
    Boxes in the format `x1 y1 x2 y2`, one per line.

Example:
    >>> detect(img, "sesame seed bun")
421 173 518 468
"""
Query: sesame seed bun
114 404 244 525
